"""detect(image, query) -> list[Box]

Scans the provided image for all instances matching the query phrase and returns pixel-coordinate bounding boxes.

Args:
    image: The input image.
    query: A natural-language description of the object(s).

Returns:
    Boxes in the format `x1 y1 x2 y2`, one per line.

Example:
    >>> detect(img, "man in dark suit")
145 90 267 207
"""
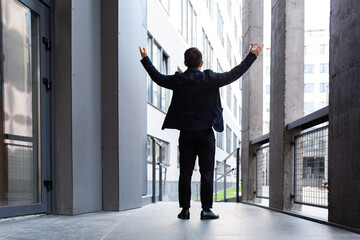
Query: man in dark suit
139 43 263 220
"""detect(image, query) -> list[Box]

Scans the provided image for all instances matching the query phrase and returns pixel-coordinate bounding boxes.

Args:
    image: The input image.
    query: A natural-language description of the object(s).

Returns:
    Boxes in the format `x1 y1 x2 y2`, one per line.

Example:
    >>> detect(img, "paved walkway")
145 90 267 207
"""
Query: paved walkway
0 202 359 240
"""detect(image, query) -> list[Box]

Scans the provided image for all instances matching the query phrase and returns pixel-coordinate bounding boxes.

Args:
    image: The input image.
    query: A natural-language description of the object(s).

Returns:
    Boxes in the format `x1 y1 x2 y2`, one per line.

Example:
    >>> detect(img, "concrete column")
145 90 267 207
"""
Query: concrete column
328 0 360 229
241 0 263 202
269 0 304 210
102 0 147 211
55 0 102 215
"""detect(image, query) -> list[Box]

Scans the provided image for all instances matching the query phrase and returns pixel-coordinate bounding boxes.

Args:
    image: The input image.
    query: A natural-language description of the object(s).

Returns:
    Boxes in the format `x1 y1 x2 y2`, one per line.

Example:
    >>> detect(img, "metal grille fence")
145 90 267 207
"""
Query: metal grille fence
256 145 269 199
294 126 328 208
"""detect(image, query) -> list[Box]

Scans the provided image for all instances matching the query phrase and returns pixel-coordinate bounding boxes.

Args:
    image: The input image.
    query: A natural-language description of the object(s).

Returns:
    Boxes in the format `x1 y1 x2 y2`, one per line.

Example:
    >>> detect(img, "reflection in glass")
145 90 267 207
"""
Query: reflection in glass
0 0 40 206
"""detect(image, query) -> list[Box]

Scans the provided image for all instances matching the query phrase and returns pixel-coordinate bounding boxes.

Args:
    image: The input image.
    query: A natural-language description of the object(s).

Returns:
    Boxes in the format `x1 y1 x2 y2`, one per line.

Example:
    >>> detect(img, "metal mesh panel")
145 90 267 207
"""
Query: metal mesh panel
294 126 328 208
5 143 38 206
256 145 269 199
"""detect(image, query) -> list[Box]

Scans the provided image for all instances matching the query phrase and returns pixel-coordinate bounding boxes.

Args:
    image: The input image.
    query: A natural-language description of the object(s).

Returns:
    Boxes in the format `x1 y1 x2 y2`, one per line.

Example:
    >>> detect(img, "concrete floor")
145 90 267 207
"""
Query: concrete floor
0 202 359 240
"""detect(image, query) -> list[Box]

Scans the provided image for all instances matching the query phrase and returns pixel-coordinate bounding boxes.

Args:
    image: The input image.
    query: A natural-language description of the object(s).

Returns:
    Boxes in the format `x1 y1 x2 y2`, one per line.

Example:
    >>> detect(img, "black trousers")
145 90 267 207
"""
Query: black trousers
178 129 215 210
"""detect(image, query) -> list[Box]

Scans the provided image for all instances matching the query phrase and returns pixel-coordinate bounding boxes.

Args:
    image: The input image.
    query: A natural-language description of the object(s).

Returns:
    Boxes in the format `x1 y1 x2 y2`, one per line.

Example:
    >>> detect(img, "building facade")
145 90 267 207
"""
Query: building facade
145 0 244 201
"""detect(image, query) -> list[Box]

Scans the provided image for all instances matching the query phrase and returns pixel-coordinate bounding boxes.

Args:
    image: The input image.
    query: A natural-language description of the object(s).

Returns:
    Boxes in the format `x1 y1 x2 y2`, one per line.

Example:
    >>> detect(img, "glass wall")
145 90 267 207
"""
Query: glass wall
0 0 41 207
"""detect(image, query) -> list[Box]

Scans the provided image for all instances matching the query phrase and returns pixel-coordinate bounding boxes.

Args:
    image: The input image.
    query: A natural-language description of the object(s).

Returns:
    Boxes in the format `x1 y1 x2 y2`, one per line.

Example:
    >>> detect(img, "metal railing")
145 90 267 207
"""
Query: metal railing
249 106 329 208
255 144 269 199
214 148 240 202
294 126 328 208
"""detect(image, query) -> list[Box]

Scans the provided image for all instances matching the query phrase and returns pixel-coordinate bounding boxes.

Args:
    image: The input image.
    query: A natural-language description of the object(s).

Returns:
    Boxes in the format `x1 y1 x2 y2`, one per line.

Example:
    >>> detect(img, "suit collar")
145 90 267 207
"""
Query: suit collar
186 67 202 72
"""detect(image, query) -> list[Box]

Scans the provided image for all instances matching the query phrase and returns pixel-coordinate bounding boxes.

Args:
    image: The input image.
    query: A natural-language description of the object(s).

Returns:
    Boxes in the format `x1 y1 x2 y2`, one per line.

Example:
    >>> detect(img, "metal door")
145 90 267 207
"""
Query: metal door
0 0 51 217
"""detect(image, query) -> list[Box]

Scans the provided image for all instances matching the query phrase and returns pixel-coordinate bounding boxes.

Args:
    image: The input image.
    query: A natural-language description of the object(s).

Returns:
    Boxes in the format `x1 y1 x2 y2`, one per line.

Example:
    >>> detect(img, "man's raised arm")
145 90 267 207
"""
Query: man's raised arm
139 46 175 90
211 43 264 88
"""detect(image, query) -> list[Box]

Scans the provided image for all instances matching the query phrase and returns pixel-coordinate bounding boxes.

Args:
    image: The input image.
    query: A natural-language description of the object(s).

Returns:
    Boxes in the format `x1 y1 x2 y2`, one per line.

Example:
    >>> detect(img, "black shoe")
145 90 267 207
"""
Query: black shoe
178 209 190 220
200 210 219 220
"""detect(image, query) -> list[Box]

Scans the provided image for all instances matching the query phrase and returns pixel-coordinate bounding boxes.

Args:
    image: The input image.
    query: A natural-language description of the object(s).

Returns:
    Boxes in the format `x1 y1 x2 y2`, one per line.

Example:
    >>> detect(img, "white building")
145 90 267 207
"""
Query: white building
263 0 330 134
145 0 243 201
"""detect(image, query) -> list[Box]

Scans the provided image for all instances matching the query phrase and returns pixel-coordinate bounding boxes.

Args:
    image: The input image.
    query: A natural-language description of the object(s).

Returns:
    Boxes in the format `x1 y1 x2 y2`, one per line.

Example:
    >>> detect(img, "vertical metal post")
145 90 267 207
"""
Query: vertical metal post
159 145 162 201
236 148 240 202
224 159 226 202
152 138 156 203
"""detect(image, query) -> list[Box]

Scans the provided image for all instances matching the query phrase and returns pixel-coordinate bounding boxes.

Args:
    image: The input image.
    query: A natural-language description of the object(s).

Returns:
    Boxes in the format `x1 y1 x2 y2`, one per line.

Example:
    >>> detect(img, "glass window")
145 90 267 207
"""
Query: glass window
152 44 161 108
304 64 314 74
265 103 270 112
239 106 242 126
146 136 169 165
204 0 212 15
320 44 328 54
234 19 238 39
216 131 223 149
187 2 197 46
202 30 213 69
304 45 315 55
304 102 315 113
227 35 232 66
266 48 270 57
147 36 169 112
239 38 242 58
319 83 326 92
266 66 270 76
181 0 188 41
304 83 315 93
227 86 232 109
227 0 232 19
217 5 224 46
147 37 153 103
320 63 328 73
319 102 325 108
161 54 168 111
266 85 270 94
147 136 153 163
234 96 237 118
239 3 242 20
226 125 232 153
159 0 169 13
233 133 238 155
217 59 223 73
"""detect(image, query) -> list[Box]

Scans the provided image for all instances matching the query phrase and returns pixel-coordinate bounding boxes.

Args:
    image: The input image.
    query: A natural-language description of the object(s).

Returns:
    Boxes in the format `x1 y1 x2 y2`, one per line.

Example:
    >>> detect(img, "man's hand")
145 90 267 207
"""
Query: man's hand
250 43 264 57
139 46 148 58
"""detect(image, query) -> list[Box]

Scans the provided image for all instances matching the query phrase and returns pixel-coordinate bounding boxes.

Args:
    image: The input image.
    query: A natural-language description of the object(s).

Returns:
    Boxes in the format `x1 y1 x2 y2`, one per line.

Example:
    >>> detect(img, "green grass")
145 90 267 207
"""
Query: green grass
193 186 242 202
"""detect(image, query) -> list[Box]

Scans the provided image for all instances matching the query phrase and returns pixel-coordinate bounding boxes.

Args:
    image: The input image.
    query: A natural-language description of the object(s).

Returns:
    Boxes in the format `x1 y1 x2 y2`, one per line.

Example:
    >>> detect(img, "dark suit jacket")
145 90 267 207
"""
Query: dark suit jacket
141 52 257 132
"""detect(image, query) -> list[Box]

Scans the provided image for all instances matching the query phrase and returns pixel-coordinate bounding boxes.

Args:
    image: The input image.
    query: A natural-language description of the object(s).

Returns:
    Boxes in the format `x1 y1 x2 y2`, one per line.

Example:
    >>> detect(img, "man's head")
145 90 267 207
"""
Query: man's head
184 47 203 69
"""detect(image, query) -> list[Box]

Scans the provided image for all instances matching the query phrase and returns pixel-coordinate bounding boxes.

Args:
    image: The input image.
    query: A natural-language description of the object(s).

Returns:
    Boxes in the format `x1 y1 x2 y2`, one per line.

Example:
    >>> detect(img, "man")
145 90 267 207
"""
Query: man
139 43 263 220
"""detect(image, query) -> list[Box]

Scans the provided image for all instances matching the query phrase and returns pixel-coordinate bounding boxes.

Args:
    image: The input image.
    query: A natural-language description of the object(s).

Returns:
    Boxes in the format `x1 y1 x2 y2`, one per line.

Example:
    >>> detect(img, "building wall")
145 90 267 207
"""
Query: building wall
55 0 102 215
71 0 102 215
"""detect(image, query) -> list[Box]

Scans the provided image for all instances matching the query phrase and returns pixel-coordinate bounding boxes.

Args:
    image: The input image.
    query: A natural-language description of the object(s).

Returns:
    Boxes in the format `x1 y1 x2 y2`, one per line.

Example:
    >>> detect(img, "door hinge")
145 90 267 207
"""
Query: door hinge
42 37 51 50
44 180 53 192
43 78 51 90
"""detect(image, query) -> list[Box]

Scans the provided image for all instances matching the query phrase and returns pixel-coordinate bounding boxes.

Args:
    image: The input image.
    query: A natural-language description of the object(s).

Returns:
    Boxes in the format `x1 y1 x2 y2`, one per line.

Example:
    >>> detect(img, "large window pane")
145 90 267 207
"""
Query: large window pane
226 125 231 153
227 86 231 109
0 0 41 206
216 131 223 149
217 5 224 46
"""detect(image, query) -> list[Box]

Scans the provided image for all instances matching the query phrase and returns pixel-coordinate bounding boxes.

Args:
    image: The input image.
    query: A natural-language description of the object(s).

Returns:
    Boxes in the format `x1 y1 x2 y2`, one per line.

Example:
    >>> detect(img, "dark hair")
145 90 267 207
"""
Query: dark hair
184 47 202 68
